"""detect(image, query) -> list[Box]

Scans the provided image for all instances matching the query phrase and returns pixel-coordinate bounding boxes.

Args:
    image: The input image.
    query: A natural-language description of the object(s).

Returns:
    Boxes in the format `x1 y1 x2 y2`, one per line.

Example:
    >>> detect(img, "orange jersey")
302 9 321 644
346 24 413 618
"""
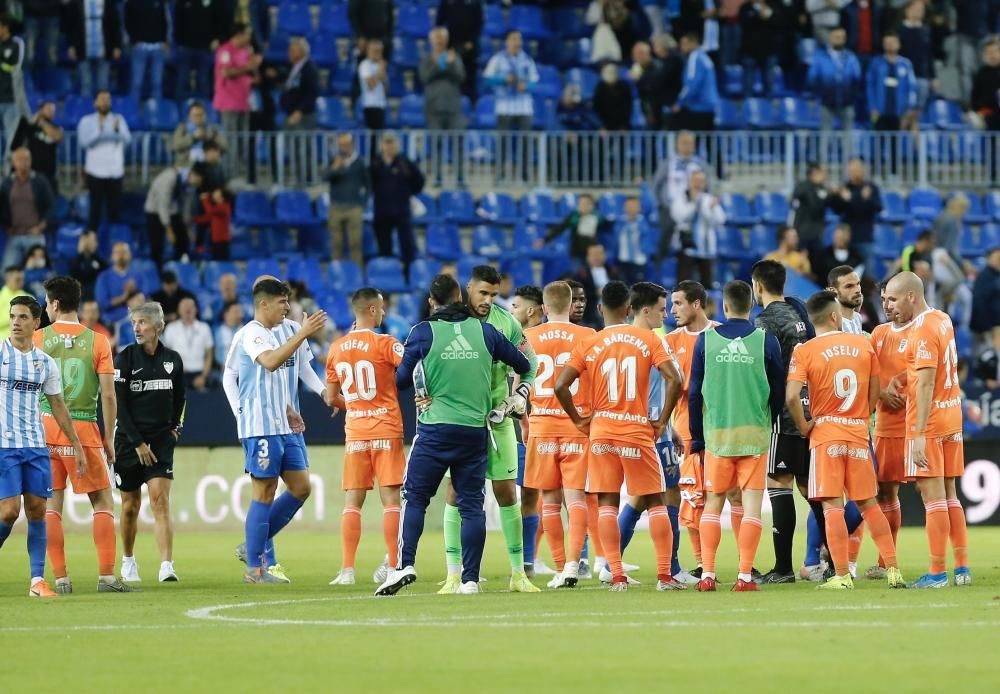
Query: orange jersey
325 329 405 440
788 331 879 447
525 321 595 436
664 322 719 442
904 309 963 438
567 324 670 446
871 321 912 438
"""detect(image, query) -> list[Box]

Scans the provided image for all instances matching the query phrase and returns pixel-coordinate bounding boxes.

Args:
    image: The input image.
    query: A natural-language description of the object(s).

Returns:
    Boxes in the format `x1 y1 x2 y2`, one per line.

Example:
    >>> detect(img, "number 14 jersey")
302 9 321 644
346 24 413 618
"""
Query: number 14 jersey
325 329 405 440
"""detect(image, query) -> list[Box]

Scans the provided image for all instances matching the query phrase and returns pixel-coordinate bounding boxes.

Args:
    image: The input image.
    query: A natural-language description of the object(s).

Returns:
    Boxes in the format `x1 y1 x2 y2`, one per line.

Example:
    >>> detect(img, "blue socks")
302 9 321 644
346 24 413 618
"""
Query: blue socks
27 520 46 579
805 509 821 566
245 500 271 569
618 503 642 554
522 513 539 566
264 539 276 566
580 536 589 561
0 520 11 548
267 492 305 541
845 501 863 533
668 504 681 576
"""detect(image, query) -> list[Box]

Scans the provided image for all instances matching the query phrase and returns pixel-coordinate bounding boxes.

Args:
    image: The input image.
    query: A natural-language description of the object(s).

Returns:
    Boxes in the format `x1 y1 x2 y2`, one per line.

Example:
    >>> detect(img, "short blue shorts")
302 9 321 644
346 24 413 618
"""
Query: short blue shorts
242 434 308 479
656 439 680 489
0 447 52 499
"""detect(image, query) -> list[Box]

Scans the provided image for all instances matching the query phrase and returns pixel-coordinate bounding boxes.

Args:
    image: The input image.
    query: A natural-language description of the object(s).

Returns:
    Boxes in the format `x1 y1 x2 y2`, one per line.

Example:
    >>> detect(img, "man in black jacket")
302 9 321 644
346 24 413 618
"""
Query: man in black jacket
739 0 782 97
174 0 223 101
827 158 882 279
812 223 865 290
790 162 831 256
370 133 424 272
349 0 394 57
630 41 667 130
61 0 122 97
125 0 169 101
437 0 483 98
280 38 319 130
573 243 623 329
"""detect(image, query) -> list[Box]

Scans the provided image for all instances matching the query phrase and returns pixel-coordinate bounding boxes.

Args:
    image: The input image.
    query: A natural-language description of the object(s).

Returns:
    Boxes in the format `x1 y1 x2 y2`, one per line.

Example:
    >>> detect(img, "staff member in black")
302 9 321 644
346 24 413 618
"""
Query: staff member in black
114 301 185 584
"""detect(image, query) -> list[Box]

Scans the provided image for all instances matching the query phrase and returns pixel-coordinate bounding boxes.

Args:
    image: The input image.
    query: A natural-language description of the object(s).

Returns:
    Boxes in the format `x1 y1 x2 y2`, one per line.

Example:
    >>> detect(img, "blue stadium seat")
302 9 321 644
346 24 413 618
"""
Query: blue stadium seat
598 192 627 221
950 192 990 224
473 96 498 129
398 4 432 38
743 98 778 130
133 259 161 295
398 94 425 128
328 260 363 294
412 192 440 224
908 187 942 219
318 3 352 38
366 257 410 293
484 4 507 37
753 192 789 225
58 94 91 128
718 226 750 260
55 224 84 260
477 192 518 225
500 257 536 288
265 32 291 63
557 192 579 217
551 7 589 39
311 32 339 68
747 224 774 256
408 258 441 288
392 293 423 325
319 291 354 330
564 68 598 98
233 191 276 227
142 98 179 132
471 225 510 259
456 256 490 281
509 5 549 39
879 190 910 224
438 190 478 224
716 99 745 129
182 98 219 123
981 223 1000 250
163 261 200 291
959 225 987 258
985 192 1000 222
316 96 351 129
246 258 281 281
38 67 73 95
98 224 133 257
657 257 678 287
203 261 241 289
330 64 356 94
955 326 973 360
901 221 923 246
534 64 562 100
277 3 312 36
287 257 324 288
392 36 423 69
923 99 965 131
874 224 901 259
720 193 758 226
520 191 560 224
424 223 463 260
513 222 556 259
722 65 744 99
778 97 821 130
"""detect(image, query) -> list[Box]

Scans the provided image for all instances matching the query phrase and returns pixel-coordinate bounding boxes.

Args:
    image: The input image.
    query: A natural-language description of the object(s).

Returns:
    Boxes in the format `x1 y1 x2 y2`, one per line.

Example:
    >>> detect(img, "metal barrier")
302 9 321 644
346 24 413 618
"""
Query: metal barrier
25 129 1000 194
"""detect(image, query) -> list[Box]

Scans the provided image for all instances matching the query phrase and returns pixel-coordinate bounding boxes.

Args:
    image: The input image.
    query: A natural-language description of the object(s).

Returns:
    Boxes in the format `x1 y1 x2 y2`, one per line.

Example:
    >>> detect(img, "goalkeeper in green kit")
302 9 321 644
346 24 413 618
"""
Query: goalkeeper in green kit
438 265 539 593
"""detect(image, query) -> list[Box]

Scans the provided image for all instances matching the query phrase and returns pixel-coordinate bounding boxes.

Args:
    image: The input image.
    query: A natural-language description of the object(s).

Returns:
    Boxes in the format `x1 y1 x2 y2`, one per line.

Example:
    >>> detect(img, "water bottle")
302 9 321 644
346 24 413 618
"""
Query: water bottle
413 361 428 399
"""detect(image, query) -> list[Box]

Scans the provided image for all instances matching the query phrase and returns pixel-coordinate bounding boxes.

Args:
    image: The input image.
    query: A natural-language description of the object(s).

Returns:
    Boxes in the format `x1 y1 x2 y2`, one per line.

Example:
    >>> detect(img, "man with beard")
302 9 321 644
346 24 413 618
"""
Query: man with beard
828 265 866 334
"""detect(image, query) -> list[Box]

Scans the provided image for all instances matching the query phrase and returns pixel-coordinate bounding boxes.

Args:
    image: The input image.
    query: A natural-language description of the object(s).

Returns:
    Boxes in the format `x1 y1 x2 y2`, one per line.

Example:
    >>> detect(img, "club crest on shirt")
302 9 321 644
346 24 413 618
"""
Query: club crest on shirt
164 361 174 374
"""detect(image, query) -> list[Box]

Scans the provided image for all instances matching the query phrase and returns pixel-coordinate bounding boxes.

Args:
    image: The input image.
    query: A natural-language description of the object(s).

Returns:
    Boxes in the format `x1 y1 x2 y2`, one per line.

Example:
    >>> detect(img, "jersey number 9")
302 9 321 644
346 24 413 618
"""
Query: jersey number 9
834 368 858 412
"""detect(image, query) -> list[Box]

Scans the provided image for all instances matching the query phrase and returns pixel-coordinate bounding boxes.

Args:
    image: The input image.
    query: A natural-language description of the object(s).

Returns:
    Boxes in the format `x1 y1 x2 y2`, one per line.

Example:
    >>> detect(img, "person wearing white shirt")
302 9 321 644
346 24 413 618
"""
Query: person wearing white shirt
671 170 726 288
359 39 388 129
162 297 214 390
214 300 245 369
483 30 539 130
76 90 130 233
651 131 708 260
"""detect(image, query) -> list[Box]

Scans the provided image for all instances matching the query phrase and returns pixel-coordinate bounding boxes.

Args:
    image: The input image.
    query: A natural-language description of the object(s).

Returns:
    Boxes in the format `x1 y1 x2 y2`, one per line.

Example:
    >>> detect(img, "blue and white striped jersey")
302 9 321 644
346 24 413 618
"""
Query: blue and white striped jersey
271 319 313 411
647 334 680 443
842 311 864 334
0 340 62 449
227 321 293 439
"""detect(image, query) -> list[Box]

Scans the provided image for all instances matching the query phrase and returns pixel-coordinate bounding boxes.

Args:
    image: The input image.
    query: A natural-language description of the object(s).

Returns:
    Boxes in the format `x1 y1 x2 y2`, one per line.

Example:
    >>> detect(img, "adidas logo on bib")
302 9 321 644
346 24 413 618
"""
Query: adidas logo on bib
442 334 480 360
716 337 755 364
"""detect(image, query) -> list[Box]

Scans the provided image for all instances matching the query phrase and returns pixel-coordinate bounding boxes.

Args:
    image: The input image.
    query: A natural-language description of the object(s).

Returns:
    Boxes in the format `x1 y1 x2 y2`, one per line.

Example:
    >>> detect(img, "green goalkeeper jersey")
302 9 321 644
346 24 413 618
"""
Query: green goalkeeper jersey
485 304 537 408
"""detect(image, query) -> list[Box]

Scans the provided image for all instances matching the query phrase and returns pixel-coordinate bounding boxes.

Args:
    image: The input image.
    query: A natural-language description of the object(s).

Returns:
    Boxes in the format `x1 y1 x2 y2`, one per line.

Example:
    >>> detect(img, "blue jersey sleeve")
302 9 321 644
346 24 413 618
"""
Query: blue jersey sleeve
395 322 432 390
483 322 530 375
688 333 707 452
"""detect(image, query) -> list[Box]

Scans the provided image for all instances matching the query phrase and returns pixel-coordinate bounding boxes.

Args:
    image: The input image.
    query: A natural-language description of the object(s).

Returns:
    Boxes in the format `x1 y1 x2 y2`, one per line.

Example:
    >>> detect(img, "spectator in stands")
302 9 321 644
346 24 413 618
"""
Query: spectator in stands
172 101 227 168
828 158 881 277
145 164 202 267
948 0 988 107
974 332 1000 390
764 225 813 278
78 90 130 233
629 40 668 129
651 33 684 108
114 290 147 347
932 194 974 273
671 169 726 287
81 299 113 344
612 196 654 285
174 0 222 102
279 37 319 130
69 230 108 301
370 132 424 272
162 297 214 390
11 100 62 195
0 147 54 270
538 193 610 266
213 300 244 367
484 30 539 131
807 27 862 130
651 130 708 259
593 62 633 131
196 141 228 192
436 0 483 99
125 0 169 101
211 272 239 319
194 188 233 261
971 38 1000 132
897 228 935 287
718 0 744 67
23 1 60 66
419 27 466 131
574 243 623 328
326 133 369 268
739 0 782 97
349 0 394 54
22 245 53 299
553 83 600 181
62 0 121 97
214 22 260 174
95 242 143 324
866 33 918 132
0 14 27 143
790 162 831 254
151 271 197 324
379 295 411 342
673 33 719 174
807 0 850 44
359 39 389 130
971 247 1000 341
219 0 270 51
495 274 514 311
898 0 935 110
841 0 882 68
0 265 29 340
813 223 864 286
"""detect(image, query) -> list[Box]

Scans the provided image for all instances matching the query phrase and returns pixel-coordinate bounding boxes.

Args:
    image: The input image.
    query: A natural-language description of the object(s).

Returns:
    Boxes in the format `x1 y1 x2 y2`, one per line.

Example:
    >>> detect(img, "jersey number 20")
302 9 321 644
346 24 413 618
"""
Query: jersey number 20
335 361 377 402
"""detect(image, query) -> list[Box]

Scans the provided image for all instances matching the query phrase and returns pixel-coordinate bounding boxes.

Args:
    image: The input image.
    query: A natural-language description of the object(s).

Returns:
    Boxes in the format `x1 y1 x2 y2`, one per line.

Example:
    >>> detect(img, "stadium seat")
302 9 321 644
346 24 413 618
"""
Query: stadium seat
424 223 463 260
509 5 549 39
477 192 518 225
398 94 426 128
320 291 354 330
318 3 352 37
397 4 432 38
392 293 423 325
981 223 1000 250
874 224 902 259
203 261 241 289
521 191 560 224
246 258 281 281
233 192 276 228
265 32 291 64
598 192 627 221
778 97 821 130
500 257 536 288
55 224 84 260
277 3 312 36
743 98 778 130
551 7 590 39
286 257 324 288
471 225 510 259
142 99 179 131
557 192 579 218
564 68 598 98
408 258 441 288
747 224 774 256
753 192 789 225
38 67 73 95
438 190 478 224
366 257 410 293
412 192 440 224
315 96 351 129
274 190 320 227
311 32 338 69
163 261 200 291
473 96 498 129
392 36 423 69
534 64 563 100
908 187 943 219
901 221 923 246
950 192 990 224
513 222 557 259
718 226 750 260
721 193 758 226
923 99 965 131
456 256 489 280
98 224 133 257
716 99 746 130
484 4 507 37
879 190 910 224
328 260 363 294
722 65 744 100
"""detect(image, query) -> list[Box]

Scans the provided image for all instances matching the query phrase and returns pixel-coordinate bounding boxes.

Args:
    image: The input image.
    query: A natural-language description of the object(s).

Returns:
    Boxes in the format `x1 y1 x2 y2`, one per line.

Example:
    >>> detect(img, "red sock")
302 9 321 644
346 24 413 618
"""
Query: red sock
586 494 606 558
688 526 703 565
925 501 950 575
566 500 587 562
699 512 722 574
382 505 400 567
947 499 968 568
341 507 362 569
46 510 67 579
598 506 622 578
878 501 902 567
861 505 897 569
823 507 849 577
647 505 673 580
93 510 116 576
730 504 743 539
737 516 763 575
542 504 566 570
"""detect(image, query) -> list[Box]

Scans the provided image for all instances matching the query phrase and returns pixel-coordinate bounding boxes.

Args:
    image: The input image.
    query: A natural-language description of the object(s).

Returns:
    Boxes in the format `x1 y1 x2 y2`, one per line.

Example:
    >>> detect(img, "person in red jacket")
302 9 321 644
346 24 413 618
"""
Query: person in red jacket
194 190 232 260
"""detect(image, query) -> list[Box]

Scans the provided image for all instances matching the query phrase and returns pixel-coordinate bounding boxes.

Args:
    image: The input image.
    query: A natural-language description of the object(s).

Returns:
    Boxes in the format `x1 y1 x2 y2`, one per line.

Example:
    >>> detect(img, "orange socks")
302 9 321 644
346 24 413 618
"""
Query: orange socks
947 498 968 568
861 505 897 569
823 507 849 577
383 505 400 567
566 500 587 562
737 516 762 575
925 501 950 575
46 510 67 579
730 504 743 539
699 512 722 575
647 505 673 579
587 494 606 558
848 524 864 563
93 510 116 576
598 506 622 578
542 503 566 570
341 507 362 569
687 526 703 565
878 500 902 568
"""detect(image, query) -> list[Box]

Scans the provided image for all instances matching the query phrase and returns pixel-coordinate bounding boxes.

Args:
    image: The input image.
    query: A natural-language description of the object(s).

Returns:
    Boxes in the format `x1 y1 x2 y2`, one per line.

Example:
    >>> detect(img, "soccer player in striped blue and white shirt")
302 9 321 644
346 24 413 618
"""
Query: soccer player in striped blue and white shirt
828 265 866 334
0 296 86 598
221 279 327 583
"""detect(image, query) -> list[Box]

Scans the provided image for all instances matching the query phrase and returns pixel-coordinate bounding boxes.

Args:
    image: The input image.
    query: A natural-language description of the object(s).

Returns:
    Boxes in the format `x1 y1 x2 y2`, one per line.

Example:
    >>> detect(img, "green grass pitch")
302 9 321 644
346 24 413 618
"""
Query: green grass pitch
1 446 998 693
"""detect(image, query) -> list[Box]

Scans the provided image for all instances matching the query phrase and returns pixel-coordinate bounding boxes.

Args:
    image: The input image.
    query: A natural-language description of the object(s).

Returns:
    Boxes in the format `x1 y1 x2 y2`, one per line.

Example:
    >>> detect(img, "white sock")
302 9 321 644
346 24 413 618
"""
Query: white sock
99 574 115 582
703 571 716 580
123 555 135 562
738 572 753 582
447 564 461 577
31 576 43 586
161 560 173 569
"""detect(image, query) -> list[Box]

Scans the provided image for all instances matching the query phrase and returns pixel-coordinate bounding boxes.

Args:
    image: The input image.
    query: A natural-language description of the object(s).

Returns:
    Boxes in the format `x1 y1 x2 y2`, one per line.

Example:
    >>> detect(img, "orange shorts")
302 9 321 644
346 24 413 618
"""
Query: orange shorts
904 433 964 480
808 441 877 501
524 435 588 491
678 451 705 529
874 436 906 483
585 439 664 496
704 451 767 493
343 438 405 490
45 417 110 494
